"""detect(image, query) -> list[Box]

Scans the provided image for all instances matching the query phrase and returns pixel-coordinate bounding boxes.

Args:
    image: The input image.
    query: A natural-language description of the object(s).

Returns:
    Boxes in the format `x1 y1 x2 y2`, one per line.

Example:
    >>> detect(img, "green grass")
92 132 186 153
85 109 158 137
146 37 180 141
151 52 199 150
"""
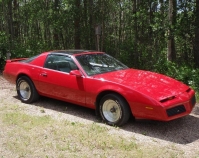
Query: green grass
1 112 141 157
0 104 196 158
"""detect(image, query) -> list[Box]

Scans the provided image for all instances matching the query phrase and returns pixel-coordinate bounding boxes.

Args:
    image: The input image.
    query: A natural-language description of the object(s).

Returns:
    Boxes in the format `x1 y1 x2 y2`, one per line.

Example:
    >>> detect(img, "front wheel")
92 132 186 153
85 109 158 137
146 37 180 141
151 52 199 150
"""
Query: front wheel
16 76 39 103
99 94 130 126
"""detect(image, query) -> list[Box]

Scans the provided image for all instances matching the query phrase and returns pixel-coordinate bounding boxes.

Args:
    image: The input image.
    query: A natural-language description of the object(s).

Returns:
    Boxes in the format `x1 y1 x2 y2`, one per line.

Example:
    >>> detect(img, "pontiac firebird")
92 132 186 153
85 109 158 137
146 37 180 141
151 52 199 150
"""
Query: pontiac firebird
3 50 196 126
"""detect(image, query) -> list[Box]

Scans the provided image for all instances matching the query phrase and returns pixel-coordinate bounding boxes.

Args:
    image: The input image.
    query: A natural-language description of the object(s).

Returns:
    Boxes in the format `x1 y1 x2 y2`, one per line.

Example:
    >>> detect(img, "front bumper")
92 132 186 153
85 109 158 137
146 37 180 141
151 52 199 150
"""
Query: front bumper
165 94 196 119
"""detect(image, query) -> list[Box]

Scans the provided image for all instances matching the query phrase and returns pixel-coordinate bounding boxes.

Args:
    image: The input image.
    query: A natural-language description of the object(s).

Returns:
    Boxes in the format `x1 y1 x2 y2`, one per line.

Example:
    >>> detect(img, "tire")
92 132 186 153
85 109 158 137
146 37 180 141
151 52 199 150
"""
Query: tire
99 93 130 126
16 76 39 103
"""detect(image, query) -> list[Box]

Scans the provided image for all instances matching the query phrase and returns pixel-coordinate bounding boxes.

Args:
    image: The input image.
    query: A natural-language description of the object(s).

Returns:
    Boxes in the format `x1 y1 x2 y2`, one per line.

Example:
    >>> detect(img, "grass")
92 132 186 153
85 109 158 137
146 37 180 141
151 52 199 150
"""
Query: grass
0 104 191 158
0 97 199 157
1 112 140 157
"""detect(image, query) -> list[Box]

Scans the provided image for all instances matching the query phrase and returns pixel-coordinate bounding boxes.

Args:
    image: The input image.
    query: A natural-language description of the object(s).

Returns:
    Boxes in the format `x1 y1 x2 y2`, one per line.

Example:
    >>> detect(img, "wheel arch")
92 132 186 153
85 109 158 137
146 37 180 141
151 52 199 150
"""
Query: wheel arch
16 73 37 93
95 90 133 117
16 74 39 103
16 73 32 83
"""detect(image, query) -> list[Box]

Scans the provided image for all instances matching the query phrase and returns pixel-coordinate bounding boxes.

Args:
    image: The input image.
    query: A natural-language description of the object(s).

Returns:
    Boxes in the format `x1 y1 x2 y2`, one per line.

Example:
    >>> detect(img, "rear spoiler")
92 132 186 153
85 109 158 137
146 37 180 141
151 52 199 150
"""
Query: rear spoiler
6 58 28 63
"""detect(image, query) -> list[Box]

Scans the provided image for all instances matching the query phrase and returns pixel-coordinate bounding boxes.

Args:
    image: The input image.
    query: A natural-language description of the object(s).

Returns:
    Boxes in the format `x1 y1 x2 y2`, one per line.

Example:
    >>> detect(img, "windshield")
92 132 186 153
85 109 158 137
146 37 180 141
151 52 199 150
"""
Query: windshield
75 53 128 76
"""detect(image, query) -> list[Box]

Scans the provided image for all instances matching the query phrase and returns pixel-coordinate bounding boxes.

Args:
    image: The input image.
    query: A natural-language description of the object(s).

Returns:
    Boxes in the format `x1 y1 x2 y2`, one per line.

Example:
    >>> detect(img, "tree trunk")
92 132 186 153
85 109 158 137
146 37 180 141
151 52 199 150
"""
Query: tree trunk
167 0 176 61
0 1 6 31
89 0 94 49
132 0 138 67
7 0 13 59
44 0 52 47
13 0 19 39
74 0 81 49
194 0 199 67
53 0 59 48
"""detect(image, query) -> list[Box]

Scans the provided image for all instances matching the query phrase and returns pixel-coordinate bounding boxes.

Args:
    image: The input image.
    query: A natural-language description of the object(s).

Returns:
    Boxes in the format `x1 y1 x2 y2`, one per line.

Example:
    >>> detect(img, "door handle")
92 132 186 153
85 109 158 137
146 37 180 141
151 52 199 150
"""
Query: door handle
40 73 47 77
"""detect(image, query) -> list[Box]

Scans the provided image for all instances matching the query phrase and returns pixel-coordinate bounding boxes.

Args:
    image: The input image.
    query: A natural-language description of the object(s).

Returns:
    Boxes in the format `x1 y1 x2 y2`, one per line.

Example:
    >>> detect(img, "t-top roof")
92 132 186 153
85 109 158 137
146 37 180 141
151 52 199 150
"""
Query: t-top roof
49 50 98 55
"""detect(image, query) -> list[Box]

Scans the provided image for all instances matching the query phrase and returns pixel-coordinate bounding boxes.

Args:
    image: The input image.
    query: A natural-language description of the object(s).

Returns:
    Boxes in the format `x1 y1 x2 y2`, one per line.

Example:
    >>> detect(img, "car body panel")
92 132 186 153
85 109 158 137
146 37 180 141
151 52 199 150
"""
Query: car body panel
37 68 87 106
3 50 196 122
92 69 189 102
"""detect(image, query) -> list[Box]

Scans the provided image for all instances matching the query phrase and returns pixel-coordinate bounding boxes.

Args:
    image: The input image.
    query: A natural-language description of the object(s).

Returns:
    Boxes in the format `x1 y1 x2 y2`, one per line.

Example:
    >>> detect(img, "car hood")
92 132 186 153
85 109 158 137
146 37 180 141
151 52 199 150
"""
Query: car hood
93 69 189 101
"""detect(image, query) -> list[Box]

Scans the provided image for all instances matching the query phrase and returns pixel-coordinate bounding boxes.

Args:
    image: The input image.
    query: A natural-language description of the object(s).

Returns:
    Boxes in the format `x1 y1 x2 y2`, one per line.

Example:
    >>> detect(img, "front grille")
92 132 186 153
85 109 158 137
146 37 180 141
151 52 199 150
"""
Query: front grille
191 95 196 107
166 105 186 117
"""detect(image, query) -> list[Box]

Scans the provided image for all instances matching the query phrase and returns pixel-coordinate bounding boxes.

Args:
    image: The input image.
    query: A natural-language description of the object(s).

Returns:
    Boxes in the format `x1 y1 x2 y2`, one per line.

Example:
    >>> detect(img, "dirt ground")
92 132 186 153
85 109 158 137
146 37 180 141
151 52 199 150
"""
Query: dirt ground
0 74 199 157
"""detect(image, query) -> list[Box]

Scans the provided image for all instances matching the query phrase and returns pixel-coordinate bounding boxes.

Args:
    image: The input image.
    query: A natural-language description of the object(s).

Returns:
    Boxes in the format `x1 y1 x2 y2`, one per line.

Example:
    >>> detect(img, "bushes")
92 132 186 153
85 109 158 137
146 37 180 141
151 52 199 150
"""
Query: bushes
0 32 8 71
154 61 199 92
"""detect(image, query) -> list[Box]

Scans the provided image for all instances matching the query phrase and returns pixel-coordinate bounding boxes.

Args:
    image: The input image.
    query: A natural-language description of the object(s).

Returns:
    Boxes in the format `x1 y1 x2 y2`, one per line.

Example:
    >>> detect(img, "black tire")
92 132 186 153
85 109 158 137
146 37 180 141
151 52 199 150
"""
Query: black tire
99 93 130 126
16 76 39 103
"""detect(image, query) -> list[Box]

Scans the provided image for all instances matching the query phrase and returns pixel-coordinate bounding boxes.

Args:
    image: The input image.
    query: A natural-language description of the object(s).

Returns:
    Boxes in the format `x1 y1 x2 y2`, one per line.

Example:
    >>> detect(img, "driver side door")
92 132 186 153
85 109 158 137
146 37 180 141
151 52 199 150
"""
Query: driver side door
38 54 86 105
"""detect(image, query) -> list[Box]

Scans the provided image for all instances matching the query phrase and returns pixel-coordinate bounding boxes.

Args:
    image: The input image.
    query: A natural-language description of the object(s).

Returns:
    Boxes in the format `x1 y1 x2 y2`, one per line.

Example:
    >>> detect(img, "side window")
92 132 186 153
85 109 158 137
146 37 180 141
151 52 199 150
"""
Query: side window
44 55 58 70
44 54 78 73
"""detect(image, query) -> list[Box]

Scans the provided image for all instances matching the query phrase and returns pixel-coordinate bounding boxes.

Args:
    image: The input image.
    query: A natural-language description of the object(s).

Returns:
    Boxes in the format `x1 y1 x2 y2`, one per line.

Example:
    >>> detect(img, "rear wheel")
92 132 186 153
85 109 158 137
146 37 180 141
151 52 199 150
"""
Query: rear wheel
16 76 39 103
99 93 130 126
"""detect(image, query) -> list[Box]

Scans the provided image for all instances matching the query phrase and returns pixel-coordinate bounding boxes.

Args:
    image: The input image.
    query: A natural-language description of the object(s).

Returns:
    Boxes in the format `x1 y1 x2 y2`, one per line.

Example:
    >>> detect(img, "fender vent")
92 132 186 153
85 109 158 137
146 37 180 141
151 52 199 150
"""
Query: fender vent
166 105 186 117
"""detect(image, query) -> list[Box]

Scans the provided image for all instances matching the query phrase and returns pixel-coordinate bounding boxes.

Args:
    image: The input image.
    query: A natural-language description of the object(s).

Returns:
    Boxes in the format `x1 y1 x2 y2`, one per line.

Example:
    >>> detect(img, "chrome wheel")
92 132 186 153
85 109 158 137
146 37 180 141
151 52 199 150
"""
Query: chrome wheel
18 80 31 101
17 76 39 103
102 99 121 122
99 93 130 126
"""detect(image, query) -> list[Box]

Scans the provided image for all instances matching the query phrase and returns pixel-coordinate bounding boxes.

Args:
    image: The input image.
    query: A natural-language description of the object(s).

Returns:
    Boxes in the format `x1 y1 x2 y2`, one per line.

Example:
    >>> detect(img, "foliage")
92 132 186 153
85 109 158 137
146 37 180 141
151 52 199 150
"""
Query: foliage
154 60 199 92
0 32 8 70
0 0 199 94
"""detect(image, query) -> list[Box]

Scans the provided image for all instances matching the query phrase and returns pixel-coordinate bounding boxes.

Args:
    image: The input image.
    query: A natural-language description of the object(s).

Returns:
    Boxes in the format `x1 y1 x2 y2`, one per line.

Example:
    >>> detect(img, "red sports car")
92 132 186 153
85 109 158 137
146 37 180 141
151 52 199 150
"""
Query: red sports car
3 50 196 126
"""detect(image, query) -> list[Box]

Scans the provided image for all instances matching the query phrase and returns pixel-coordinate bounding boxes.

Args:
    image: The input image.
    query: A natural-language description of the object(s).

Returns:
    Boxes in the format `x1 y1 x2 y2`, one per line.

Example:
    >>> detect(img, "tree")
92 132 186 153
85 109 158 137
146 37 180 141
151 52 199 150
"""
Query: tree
53 0 60 48
167 0 176 61
0 0 199 70
74 0 81 49
194 0 199 67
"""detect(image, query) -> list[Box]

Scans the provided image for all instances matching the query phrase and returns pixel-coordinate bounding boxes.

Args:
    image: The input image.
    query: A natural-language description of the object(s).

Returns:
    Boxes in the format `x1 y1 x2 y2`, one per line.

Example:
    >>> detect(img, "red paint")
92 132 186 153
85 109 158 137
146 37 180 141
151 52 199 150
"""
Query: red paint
3 50 196 121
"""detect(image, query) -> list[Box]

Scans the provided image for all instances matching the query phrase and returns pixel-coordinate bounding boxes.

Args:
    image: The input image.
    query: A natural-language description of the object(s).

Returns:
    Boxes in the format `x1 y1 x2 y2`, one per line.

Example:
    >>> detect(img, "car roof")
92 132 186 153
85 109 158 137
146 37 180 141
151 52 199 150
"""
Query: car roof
47 50 103 55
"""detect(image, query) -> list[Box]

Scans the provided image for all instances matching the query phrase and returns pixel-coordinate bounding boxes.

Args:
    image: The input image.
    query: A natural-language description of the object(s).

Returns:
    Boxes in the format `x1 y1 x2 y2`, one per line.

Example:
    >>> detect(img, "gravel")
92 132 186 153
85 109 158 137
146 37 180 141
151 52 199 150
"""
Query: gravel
0 74 199 157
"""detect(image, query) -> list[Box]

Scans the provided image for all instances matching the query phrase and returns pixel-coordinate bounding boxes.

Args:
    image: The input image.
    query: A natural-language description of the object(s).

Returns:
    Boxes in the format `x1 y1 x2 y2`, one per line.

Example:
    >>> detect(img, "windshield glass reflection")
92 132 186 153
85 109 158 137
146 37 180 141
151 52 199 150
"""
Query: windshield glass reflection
75 53 128 76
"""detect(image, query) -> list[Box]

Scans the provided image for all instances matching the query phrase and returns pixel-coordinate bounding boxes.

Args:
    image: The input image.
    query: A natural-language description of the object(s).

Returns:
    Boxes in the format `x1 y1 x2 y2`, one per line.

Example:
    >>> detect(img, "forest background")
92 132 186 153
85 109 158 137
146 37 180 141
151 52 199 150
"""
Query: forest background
0 0 199 92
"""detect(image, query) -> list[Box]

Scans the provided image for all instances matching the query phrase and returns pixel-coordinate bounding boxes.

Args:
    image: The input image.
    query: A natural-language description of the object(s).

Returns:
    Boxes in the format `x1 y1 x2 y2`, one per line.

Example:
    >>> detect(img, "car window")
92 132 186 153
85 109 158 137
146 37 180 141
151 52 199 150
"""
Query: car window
75 53 128 76
44 54 78 73
20 54 40 63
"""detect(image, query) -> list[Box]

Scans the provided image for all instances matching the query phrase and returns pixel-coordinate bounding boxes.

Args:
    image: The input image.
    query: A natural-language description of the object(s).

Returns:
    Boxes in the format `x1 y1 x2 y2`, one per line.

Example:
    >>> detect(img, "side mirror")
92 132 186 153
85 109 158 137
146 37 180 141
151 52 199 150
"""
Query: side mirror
70 70 82 77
